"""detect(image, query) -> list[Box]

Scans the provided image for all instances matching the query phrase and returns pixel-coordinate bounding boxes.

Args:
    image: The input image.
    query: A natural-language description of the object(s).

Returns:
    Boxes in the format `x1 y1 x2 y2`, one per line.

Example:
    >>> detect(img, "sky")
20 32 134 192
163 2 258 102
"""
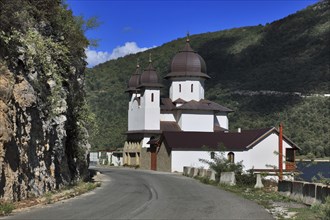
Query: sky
66 0 319 67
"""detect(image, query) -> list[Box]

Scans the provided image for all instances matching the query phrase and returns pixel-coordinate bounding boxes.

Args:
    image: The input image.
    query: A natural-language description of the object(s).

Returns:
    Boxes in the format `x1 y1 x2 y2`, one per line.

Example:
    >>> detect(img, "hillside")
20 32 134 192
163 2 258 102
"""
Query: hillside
86 1 330 156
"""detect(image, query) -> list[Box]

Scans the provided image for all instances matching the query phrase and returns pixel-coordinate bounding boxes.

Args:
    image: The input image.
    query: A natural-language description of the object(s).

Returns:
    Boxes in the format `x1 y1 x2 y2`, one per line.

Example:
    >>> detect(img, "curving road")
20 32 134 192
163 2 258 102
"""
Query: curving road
4 167 273 219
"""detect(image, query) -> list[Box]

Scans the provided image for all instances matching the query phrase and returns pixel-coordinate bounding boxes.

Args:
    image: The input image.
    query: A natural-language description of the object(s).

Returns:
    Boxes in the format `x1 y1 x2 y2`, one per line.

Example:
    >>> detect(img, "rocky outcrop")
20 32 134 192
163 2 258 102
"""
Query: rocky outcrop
0 63 89 201
0 1 91 201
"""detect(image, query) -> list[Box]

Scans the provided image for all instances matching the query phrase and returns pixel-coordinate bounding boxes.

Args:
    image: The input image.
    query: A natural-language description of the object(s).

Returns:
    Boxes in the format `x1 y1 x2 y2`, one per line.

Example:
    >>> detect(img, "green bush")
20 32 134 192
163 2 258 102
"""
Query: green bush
321 196 330 220
199 150 244 182
236 173 256 187
0 202 14 215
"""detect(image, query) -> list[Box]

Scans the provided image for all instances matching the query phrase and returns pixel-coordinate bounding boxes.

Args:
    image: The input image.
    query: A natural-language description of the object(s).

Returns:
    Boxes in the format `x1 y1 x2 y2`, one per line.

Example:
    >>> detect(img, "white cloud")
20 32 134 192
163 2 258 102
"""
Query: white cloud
86 42 154 67
85 49 111 67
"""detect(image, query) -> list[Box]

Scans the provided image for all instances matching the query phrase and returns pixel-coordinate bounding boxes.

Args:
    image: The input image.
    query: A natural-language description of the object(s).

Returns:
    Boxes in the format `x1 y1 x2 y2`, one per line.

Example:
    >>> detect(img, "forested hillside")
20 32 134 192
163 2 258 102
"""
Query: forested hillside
86 1 329 156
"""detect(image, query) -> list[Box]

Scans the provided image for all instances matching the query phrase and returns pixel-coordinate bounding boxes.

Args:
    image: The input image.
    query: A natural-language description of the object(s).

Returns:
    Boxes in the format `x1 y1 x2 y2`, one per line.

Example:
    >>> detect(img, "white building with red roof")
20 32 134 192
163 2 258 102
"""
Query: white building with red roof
124 37 299 175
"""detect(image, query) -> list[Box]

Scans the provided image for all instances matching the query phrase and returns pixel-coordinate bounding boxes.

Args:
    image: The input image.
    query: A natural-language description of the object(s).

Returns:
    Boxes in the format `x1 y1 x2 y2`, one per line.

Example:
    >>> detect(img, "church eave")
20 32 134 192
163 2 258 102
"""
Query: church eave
164 72 210 79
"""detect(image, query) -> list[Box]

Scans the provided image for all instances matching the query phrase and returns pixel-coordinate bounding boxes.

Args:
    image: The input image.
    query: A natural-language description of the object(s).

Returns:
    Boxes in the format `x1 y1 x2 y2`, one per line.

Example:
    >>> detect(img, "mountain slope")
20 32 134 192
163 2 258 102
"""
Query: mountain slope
86 1 330 156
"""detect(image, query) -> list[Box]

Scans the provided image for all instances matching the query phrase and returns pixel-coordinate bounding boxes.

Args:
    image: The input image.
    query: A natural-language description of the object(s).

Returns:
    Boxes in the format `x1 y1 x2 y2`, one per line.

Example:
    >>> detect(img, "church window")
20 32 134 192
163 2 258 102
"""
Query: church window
227 152 234 163
151 93 154 102
179 84 182 92
191 84 193 93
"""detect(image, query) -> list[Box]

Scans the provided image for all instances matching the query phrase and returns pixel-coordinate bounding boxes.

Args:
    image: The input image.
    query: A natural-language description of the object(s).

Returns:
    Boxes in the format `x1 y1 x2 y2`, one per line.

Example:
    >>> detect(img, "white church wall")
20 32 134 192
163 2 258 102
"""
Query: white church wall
215 114 229 130
171 150 250 173
171 133 294 173
169 79 205 102
171 151 211 172
140 89 160 130
160 113 176 122
179 112 213 132
144 108 160 130
245 132 290 170
128 97 144 131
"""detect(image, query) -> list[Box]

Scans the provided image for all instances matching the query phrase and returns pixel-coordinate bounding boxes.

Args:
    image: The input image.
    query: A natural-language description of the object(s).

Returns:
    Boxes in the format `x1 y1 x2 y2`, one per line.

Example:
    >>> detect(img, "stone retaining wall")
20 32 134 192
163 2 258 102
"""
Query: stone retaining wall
278 180 330 204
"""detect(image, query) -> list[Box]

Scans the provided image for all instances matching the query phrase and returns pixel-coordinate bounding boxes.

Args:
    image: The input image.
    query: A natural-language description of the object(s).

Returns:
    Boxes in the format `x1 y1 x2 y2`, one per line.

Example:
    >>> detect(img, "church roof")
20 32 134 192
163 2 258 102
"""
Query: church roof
173 98 187 104
160 98 176 111
160 121 181 131
165 38 210 80
160 98 233 112
214 125 228 132
125 64 141 93
161 127 300 151
177 99 233 112
138 58 163 89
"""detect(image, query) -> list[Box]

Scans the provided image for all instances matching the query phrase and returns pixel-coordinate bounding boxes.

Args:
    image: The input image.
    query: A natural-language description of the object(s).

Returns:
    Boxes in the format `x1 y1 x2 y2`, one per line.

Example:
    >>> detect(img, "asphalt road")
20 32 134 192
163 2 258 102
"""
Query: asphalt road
4 167 273 219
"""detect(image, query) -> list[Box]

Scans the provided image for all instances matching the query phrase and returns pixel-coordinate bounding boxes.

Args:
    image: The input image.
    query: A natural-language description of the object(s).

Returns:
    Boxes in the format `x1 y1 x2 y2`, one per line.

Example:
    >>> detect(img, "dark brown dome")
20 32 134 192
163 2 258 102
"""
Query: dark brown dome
165 40 210 79
138 62 163 88
125 65 141 93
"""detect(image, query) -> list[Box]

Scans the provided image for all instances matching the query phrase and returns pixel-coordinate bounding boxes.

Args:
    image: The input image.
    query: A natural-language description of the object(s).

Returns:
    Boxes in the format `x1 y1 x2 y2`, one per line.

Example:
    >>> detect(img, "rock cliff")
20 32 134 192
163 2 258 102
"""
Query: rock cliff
0 1 90 201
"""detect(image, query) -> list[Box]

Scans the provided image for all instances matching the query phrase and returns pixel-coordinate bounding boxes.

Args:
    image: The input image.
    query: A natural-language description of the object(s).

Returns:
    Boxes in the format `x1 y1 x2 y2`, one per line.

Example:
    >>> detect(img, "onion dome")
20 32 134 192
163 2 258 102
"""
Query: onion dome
138 55 163 88
165 36 210 79
125 63 141 93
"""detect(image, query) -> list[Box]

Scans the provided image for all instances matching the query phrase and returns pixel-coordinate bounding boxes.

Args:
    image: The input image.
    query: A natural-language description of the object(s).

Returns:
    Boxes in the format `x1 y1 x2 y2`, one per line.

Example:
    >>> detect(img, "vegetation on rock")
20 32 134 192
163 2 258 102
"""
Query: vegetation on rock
0 0 96 201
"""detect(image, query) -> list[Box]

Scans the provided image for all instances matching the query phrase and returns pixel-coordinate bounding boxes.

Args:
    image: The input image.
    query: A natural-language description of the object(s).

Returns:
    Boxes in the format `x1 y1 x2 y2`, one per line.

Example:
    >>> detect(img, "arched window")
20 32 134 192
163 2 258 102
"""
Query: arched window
151 93 154 102
210 152 215 159
191 84 193 93
179 84 182 92
227 152 235 163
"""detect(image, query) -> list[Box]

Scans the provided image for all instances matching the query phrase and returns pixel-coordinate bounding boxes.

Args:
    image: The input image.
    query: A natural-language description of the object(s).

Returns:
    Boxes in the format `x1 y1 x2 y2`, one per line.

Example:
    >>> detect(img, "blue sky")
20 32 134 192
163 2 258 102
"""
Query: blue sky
66 0 318 67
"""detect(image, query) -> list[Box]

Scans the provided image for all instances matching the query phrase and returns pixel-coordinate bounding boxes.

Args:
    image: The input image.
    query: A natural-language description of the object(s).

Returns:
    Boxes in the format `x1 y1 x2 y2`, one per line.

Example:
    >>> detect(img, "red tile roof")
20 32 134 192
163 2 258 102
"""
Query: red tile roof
162 127 298 151
160 98 176 111
177 99 233 112
160 98 233 112
160 121 181 131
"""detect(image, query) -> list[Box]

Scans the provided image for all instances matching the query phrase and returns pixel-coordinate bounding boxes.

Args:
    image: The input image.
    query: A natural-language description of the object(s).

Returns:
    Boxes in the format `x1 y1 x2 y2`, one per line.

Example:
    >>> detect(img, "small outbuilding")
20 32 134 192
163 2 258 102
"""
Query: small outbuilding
143 127 300 173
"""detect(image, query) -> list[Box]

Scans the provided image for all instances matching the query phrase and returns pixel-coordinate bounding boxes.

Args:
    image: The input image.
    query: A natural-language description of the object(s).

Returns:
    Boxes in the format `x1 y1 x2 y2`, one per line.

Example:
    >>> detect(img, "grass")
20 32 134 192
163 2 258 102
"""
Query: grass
0 181 101 216
40 181 101 205
194 176 327 219
0 202 14 216
218 183 291 209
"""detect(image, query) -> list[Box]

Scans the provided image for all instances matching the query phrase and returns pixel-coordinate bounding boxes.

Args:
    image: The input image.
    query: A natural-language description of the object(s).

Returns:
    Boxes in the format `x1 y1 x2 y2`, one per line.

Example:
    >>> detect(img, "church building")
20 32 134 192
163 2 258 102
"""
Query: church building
123 37 299 173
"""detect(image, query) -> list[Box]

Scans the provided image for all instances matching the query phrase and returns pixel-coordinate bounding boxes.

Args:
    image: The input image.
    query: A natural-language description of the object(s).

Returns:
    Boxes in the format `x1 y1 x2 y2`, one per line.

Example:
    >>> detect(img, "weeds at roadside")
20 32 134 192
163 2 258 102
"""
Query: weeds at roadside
0 202 14 216
44 192 54 204
0 180 101 216
195 176 328 220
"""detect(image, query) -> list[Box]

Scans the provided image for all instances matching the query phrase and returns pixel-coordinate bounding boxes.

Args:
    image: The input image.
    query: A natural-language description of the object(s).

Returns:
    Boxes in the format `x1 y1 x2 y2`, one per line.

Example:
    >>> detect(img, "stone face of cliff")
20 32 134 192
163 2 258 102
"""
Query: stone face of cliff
0 1 91 201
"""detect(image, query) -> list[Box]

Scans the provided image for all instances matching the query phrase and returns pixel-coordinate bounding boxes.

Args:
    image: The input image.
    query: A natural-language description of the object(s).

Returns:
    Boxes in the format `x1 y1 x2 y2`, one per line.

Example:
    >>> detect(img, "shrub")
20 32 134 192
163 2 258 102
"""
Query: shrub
236 172 256 187
321 196 330 220
199 150 244 181
0 202 14 216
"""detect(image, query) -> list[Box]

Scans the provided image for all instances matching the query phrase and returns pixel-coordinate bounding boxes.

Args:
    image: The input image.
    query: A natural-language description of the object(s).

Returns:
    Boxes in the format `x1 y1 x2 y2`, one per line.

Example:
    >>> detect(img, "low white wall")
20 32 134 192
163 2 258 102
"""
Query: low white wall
179 112 214 132
171 151 251 173
160 113 176 121
172 151 211 172
215 114 229 130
